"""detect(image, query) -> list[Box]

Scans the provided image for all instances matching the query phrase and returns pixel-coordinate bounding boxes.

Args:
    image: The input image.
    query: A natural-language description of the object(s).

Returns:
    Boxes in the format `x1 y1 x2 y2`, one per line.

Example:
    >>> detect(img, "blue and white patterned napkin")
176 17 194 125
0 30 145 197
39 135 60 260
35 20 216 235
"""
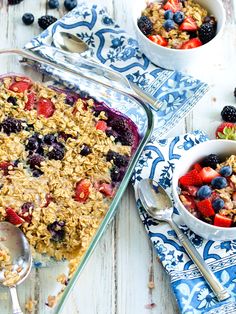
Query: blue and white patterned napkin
132 131 236 314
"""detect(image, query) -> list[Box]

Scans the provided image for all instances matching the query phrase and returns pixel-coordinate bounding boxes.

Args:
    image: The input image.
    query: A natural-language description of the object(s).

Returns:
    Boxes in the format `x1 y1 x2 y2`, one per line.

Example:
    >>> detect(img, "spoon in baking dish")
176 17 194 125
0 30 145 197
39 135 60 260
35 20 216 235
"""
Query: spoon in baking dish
137 179 231 302
0 222 32 314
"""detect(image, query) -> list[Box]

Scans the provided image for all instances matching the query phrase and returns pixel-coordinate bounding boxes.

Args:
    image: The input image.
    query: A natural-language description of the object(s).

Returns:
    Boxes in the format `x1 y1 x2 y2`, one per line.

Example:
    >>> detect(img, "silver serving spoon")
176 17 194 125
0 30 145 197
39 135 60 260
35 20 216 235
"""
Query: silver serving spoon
53 32 89 54
0 222 32 314
137 179 230 302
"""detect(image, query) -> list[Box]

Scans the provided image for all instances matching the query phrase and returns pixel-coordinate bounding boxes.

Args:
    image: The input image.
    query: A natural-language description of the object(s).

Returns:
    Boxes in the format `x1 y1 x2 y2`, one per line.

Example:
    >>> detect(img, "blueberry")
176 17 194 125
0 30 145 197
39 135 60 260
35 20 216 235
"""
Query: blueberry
211 177 228 189
44 134 56 145
47 143 65 160
212 198 225 211
110 166 121 182
196 185 212 200
164 10 173 20
106 150 129 167
32 169 43 177
219 166 232 177
173 11 185 24
26 136 39 151
64 0 77 11
163 19 175 32
7 96 17 106
22 13 34 25
80 145 91 156
47 221 65 242
48 0 59 9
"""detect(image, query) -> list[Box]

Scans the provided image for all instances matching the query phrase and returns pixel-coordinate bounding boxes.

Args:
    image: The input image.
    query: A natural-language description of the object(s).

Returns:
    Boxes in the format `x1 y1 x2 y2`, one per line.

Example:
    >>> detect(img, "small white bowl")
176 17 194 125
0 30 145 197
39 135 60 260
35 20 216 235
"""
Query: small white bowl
132 0 226 71
172 140 236 241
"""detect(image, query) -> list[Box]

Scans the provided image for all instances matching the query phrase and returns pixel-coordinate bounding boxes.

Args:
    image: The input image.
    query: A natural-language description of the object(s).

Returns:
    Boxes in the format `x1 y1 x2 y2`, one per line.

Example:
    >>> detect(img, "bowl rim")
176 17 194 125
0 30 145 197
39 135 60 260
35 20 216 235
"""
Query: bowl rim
132 0 226 53
172 139 236 231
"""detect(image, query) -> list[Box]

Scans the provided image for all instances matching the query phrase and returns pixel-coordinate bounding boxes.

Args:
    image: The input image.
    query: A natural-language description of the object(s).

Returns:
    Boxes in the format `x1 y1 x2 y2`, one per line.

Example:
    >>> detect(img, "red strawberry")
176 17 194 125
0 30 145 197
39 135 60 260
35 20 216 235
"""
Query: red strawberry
75 179 90 203
148 35 168 47
179 17 198 31
180 194 197 210
179 169 202 186
163 0 181 12
215 122 236 140
25 92 36 110
197 199 215 217
185 186 198 197
6 207 24 226
180 38 202 49
37 98 55 118
98 183 114 197
193 163 202 172
96 120 107 131
214 214 232 227
0 161 13 175
199 167 220 183
9 81 31 93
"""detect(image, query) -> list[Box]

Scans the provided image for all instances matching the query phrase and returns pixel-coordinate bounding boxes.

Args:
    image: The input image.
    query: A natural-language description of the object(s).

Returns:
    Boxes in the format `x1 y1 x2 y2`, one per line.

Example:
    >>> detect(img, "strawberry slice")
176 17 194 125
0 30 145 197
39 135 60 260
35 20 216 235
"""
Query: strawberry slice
180 38 202 49
75 179 90 203
199 167 220 183
37 98 55 118
180 194 196 210
193 163 202 172
25 92 36 111
179 17 198 31
214 214 232 227
98 183 114 197
0 161 13 175
163 0 181 12
179 169 202 186
6 207 24 226
197 199 215 217
215 122 236 140
96 120 107 131
148 35 168 47
9 81 31 93
184 186 198 197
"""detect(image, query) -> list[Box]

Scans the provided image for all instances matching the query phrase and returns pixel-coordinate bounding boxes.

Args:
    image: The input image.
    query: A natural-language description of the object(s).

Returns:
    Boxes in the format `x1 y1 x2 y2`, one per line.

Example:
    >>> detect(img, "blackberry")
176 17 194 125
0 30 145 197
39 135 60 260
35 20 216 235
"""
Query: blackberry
198 22 216 44
47 221 65 242
137 16 153 36
8 0 23 4
106 150 129 167
64 0 77 11
110 118 127 133
105 129 119 141
38 15 57 30
202 154 221 169
203 16 217 29
1 117 22 135
118 130 134 146
48 0 59 9
221 105 236 123
22 13 34 25
28 154 44 169
7 96 17 106
80 145 91 156
47 143 65 160
44 134 56 145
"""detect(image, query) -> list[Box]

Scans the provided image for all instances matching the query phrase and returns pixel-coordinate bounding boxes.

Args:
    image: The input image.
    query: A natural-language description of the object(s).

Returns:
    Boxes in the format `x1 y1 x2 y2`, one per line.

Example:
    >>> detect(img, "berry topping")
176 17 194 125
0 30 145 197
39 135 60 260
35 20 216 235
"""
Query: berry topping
220 166 232 177
221 106 236 123
9 81 31 93
163 0 181 13
202 154 220 169
198 22 216 44
0 162 13 175
32 169 43 177
44 134 56 145
211 177 227 189
110 166 123 182
48 0 59 9
105 129 119 141
164 10 174 20
65 95 77 106
98 183 114 197
180 38 202 49
38 15 57 30
19 202 34 223
214 214 232 227
64 0 78 11
80 145 91 156
137 16 153 36
8 0 23 4
199 167 220 183
196 185 212 200
179 169 202 186
163 19 175 31
173 11 185 24
47 221 65 242
75 179 90 203
106 150 129 167
196 199 215 217
215 122 236 140
6 207 25 226
25 134 41 151
193 163 202 172
1 117 22 135
179 17 198 31
212 198 225 211
147 35 168 47
203 16 217 29
37 98 55 118
25 92 36 110
7 96 17 106
96 120 107 131
28 154 44 169
47 143 65 160
22 13 34 25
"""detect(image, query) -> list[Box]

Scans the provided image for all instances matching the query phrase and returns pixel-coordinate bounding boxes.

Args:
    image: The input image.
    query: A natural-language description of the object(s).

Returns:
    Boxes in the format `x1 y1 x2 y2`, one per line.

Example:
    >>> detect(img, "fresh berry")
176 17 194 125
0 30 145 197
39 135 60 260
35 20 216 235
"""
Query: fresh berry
179 169 202 186
32 169 43 177
25 135 40 151
180 194 197 211
96 120 107 131
0 162 13 175
47 143 65 160
38 15 57 30
28 154 44 169
163 19 175 31
180 38 202 49
193 163 202 172
164 10 174 20
202 154 220 169
214 214 232 227
221 106 236 123
220 166 232 177
19 202 34 223
65 95 77 106
179 17 198 31
106 150 129 167
7 96 17 106
197 199 215 217
37 98 55 118
211 177 227 189
8 0 23 4
75 179 90 203
80 145 91 156
196 185 212 200
48 0 59 9
98 183 114 197
198 22 216 44
184 186 198 197
212 198 225 211
203 16 217 29
9 81 31 93
118 130 135 146
215 122 236 140
105 129 119 141
173 11 184 24
44 134 56 145
25 92 36 110
147 35 168 47
199 167 220 183
163 0 181 13
1 117 22 135
64 0 78 11
47 220 65 242
6 208 24 226
22 13 34 25
137 16 153 36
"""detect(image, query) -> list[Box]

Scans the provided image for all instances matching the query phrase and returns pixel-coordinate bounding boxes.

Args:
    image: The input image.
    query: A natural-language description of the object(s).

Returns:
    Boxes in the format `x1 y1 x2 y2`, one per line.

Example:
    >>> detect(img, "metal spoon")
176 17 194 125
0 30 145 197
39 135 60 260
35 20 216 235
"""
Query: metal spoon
137 179 230 302
53 32 89 54
0 222 32 314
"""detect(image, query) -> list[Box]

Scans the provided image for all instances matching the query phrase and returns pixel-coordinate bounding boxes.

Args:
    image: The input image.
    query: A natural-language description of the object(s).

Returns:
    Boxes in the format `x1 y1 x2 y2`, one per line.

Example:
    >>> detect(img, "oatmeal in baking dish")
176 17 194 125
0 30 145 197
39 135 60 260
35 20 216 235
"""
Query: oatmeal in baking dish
0 75 139 262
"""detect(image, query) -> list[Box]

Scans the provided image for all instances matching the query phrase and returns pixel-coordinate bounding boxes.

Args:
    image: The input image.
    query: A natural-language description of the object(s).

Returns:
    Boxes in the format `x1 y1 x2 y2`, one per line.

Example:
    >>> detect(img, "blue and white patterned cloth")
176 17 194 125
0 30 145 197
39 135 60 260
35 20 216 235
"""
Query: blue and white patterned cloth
132 131 236 314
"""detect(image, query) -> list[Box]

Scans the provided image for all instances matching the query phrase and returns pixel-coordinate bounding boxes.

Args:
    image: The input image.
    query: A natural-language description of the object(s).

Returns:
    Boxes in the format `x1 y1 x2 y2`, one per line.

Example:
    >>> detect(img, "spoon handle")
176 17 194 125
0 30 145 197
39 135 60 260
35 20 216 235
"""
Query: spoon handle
9 286 23 314
169 220 230 302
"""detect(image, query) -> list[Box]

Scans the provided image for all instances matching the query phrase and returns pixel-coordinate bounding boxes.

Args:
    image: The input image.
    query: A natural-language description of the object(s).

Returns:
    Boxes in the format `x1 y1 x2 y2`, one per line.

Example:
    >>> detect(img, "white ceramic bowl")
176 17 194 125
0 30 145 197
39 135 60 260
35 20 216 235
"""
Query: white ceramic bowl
132 0 226 71
172 140 236 241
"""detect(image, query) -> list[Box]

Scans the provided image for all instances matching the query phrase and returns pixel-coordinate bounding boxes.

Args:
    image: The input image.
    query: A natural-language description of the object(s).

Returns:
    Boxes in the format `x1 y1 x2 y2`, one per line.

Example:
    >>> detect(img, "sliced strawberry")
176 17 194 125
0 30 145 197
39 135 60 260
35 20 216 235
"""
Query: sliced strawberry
163 0 181 12
148 35 168 47
37 98 55 118
179 17 198 31
199 167 220 183
214 214 232 227
215 122 236 140
25 92 36 111
180 38 202 49
6 207 24 226
193 163 202 172
180 194 197 210
75 179 90 203
0 161 13 175
185 186 198 197
197 199 215 217
179 169 202 186
9 81 31 93
96 120 107 131
99 183 114 197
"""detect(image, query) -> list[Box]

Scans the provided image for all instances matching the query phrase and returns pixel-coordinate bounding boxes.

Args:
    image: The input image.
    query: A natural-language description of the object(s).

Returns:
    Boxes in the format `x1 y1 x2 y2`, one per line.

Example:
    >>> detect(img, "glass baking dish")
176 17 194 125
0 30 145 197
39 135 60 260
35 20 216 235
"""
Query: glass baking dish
0 49 153 313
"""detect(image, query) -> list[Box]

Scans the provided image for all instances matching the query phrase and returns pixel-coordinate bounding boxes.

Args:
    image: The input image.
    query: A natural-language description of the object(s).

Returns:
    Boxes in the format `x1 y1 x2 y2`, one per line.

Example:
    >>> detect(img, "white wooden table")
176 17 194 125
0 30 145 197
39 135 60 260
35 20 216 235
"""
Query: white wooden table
0 0 236 313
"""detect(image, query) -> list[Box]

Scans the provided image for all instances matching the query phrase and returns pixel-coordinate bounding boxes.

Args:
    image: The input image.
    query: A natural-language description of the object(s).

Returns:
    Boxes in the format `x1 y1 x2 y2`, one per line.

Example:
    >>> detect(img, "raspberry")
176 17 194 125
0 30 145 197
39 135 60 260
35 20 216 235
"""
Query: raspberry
137 16 153 35
221 106 236 123
1 117 22 135
38 15 57 30
202 154 221 169
198 22 216 44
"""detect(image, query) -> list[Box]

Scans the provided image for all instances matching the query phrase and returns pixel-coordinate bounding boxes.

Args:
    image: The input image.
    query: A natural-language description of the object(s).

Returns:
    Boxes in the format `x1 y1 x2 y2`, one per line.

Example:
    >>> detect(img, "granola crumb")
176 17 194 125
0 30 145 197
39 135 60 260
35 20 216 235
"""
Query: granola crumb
25 298 37 313
46 295 57 308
